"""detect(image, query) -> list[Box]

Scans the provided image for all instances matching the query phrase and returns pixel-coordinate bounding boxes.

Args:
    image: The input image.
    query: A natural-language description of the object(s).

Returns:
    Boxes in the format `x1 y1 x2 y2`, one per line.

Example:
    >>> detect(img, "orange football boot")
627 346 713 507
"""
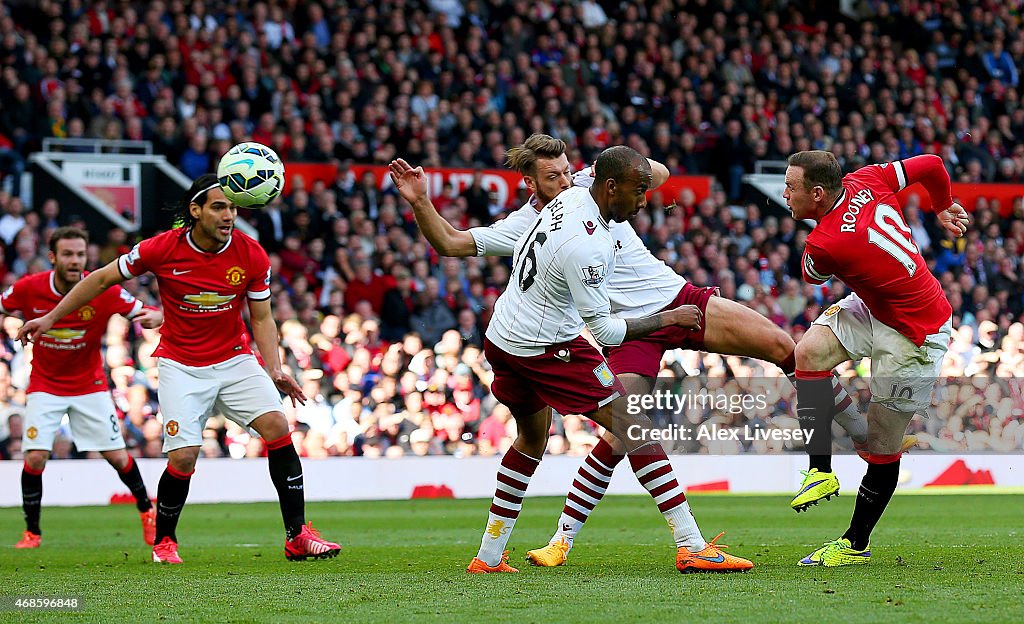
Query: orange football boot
676 532 754 573
467 550 519 573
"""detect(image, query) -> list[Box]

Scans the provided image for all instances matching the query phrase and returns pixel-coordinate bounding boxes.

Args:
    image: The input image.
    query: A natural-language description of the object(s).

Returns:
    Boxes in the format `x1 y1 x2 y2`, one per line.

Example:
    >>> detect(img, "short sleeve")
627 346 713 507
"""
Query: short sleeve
110 286 144 318
562 239 613 319
571 167 596 189
246 243 272 301
118 239 155 279
468 205 537 257
0 281 24 315
802 241 834 285
860 161 904 193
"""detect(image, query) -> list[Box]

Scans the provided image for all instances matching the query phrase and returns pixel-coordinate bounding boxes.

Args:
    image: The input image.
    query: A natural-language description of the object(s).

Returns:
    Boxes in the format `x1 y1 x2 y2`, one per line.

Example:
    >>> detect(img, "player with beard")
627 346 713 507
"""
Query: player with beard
450 146 753 573
390 134 872 567
5 227 161 549
19 175 340 564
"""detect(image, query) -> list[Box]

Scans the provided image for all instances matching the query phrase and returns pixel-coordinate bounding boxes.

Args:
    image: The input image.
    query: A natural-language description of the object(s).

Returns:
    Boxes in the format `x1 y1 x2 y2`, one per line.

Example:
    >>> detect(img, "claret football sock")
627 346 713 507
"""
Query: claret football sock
831 376 868 444
266 434 306 540
22 462 43 535
476 446 540 566
796 370 836 473
843 458 900 550
155 464 193 544
781 353 797 376
788 372 866 445
116 455 153 512
551 437 622 545
627 442 705 552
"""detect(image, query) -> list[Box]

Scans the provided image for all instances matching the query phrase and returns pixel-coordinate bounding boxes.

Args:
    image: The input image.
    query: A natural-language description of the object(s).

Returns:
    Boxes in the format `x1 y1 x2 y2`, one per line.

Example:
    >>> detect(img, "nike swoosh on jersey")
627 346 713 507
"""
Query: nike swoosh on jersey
172 269 192 275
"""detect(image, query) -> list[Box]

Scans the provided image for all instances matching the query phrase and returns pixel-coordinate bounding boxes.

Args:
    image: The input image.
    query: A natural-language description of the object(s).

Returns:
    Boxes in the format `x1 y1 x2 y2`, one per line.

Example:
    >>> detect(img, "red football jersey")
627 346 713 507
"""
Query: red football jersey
801 157 953 346
117 229 271 367
0 271 142 395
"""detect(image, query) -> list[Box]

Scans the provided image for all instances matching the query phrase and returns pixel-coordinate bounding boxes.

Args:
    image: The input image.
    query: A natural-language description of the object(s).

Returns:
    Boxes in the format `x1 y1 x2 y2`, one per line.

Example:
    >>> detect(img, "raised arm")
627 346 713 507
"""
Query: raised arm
575 158 670 190
886 155 953 209
880 155 968 237
388 158 477 257
648 158 670 189
17 261 126 344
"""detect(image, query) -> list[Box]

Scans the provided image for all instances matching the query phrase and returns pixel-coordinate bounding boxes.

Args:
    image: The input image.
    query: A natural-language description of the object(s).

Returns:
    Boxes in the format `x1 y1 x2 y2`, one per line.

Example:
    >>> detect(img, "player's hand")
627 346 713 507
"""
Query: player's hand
388 158 429 204
271 369 307 407
938 202 969 237
17 316 54 346
671 304 703 331
133 308 163 329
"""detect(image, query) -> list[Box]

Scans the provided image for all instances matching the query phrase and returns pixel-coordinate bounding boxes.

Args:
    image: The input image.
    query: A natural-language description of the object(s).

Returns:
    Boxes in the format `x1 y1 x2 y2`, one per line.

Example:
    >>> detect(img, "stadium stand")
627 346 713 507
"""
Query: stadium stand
0 0 1023 461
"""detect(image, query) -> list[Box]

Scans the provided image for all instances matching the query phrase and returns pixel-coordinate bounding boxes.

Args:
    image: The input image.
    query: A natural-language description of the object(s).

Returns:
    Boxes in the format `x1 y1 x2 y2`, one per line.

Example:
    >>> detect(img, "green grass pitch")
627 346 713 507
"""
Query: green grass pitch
2 493 1022 623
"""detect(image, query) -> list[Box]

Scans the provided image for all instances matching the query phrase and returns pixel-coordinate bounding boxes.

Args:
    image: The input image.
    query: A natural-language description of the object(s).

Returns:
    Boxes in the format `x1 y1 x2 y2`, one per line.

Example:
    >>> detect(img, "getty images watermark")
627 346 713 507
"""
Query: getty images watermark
623 388 815 445
610 373 1024 455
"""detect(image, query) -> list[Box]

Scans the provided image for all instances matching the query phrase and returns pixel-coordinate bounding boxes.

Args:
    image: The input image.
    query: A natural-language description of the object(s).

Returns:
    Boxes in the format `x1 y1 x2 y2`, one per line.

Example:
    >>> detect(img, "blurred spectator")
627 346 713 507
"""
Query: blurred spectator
0 0 1023 460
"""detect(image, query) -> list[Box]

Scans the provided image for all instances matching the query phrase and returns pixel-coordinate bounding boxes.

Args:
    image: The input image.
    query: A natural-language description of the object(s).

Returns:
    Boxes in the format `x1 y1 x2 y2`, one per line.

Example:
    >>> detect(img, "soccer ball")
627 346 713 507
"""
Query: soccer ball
216 142 285 208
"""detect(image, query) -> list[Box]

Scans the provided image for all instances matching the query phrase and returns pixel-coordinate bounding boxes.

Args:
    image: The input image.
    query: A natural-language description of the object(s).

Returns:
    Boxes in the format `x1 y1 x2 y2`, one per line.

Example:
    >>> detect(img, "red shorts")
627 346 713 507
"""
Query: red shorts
606 283 719 378
484 336 625 418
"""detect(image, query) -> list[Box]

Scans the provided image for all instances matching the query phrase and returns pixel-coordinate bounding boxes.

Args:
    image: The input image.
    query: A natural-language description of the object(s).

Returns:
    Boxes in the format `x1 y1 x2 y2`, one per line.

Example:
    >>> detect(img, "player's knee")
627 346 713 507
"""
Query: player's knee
604 430 626 455
104 450 130 472
167 448 200 474
793 339 820 371
250 410 289 441
865 420 905 456
24 451 48 472
767 329 796 367
518 423 549 448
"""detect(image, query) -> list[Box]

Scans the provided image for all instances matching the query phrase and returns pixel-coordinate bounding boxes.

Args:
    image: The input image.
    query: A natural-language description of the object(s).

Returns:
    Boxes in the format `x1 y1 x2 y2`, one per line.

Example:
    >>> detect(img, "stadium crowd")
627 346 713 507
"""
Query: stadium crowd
1 0 1024 460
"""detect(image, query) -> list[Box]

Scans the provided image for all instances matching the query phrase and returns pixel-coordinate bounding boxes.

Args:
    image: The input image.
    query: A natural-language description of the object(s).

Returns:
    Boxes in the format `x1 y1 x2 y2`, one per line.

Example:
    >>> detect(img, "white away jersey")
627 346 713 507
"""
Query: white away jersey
485 186 615 356
470 169 685 318
469 201 538 257
570 170 685 317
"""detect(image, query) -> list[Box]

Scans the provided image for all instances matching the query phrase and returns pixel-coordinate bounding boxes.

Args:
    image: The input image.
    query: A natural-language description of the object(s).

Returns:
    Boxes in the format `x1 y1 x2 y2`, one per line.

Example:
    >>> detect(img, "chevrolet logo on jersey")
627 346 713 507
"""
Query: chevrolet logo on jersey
183 292 236 309
43 328 86 342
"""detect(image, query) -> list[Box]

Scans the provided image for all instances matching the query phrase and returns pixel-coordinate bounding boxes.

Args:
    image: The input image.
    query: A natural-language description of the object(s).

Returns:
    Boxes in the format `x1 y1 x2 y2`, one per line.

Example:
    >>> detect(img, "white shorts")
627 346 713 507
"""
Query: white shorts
157 354 284 452
813 293 952 414
23 391 124 453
